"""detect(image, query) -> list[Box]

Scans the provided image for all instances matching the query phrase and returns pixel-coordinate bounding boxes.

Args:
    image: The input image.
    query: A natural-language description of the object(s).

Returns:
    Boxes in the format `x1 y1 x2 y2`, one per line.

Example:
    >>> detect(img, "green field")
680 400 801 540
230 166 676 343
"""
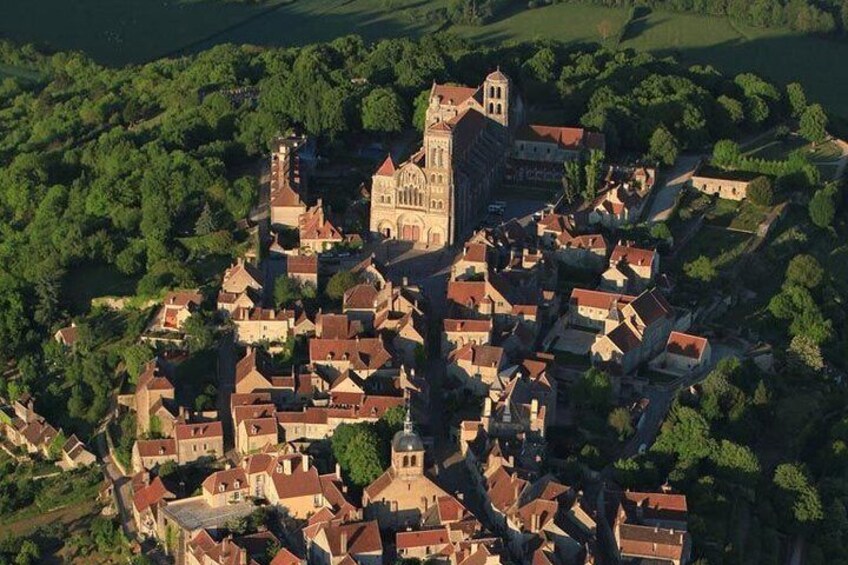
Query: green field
1 0 848 117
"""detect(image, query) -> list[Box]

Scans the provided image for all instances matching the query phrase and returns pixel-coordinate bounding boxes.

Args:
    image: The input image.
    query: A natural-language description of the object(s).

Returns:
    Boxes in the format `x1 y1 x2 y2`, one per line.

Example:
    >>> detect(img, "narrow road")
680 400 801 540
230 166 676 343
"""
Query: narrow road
646 155 701 223
217 331 237 453
96 432 137 539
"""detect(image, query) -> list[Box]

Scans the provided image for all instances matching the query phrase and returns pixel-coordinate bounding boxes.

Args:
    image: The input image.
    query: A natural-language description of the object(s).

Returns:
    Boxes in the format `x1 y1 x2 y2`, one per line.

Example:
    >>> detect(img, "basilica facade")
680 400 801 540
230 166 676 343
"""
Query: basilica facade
369 69 523 248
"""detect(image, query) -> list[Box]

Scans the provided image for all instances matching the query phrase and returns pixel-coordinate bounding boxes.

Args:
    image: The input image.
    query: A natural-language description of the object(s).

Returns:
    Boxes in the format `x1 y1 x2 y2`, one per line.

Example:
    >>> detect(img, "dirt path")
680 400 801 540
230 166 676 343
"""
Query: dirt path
646 155 701 223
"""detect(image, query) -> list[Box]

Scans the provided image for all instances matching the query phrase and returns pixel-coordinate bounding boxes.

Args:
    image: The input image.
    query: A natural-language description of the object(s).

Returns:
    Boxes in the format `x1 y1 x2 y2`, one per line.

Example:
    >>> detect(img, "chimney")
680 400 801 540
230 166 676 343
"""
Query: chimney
302 454 309 472
531 512 540 532
283 458 293 475
530 399 539 421
483 398 492 418
339 530 348 555
402 276 409 286
335 463 341 477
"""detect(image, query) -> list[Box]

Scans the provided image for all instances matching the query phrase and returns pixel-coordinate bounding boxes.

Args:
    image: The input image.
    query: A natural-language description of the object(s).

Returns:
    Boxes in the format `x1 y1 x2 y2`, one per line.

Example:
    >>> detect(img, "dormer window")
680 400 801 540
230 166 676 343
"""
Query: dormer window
219 485 225 493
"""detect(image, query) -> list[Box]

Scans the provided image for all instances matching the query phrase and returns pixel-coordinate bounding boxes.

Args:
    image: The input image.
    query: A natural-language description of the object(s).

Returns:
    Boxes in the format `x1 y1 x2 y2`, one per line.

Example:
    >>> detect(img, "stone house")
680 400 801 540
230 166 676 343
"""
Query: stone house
442 318 493 355
132 474 176 539
689 165 756 201
285 255 319 288
151 290 203 332
601 245 659 293
270 135 309 229
303 520 383 565
447 344 506 395
611 490 691 565
221 258 264 296
650 331 711 376
299 201 345 254
201 467 251 508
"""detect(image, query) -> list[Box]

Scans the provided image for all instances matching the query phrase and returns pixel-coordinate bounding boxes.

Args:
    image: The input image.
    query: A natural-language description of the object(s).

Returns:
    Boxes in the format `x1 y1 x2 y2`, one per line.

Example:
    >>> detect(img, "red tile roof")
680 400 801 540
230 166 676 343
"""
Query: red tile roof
396 528 450 549
618 524 687 562
136 438 177 458
309 338 391 371
375 154 396 177
610 245 656 269
517 125 605 151
443 319 492 333
431 84 478 106
202 468 249 495
451 344 504 369
666 332 709 360
133 476 174 513
286 255 318 274
175 421 223 441
569 288 635 311
343 284 378 310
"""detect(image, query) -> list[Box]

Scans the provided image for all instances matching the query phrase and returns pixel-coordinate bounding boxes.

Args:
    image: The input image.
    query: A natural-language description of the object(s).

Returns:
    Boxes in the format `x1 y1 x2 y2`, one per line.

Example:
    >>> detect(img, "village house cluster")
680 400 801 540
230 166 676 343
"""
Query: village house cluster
4 69 726 565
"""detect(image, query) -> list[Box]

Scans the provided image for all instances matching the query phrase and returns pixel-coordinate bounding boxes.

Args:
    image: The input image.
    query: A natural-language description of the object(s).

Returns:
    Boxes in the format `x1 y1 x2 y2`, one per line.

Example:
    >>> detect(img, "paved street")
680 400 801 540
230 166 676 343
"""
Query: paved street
96 433 137 539
216 331 237 453
646 155 701 223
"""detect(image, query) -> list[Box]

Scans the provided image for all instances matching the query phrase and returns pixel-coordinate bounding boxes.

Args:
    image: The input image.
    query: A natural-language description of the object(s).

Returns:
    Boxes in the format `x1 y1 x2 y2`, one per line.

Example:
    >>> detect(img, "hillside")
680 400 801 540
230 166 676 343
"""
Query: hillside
1 0 848 118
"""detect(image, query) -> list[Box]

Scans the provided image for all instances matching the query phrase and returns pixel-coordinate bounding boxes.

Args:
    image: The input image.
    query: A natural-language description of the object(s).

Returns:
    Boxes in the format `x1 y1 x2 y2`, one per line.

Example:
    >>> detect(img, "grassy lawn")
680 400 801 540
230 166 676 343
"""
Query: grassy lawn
676 225 751 271
453 3 630 45
704 198 769 232
743 133 808 161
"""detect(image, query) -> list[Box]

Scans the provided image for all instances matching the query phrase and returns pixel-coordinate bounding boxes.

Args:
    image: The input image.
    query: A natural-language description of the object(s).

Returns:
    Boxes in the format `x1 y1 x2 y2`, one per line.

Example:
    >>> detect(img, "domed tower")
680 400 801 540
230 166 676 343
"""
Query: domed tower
391 409 424 480
484 67 510 128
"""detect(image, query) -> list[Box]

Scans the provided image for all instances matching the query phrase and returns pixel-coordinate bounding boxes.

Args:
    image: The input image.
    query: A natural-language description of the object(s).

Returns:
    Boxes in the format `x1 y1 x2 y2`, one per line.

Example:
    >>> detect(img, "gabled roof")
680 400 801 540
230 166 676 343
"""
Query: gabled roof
431 83 479 107
569 288 635 311
450 343 504 369
316 520 382 557
666 332 709 360
375 154 396 177
136 438 177 458
162 290 203 308
309 337 392 371
516 125 605 151
133 476 174 513
444 319 493 333
605 322 642 354
396 527 451 550
610 245 656 269
625 288 673 326
202 468 248 495
286 255 318 275
175 421 223 441
343 283 379 310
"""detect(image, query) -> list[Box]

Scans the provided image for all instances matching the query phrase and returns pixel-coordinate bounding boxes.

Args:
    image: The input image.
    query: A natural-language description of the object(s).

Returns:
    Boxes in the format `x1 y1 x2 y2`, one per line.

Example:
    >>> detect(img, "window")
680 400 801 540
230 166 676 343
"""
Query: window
313 494 322 507
488 102 494 113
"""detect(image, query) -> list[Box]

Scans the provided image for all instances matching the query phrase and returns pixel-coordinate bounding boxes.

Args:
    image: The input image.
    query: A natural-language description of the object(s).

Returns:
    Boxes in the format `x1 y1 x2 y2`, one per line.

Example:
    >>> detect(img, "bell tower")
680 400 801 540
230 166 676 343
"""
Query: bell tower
483 67 510 128
391 408 425 479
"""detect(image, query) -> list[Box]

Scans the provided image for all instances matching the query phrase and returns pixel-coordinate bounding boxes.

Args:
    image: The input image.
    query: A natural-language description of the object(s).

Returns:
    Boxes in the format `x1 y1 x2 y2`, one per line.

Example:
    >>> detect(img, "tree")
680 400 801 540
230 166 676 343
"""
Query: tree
123 343 153 383
362 87 407 134
650 222 672 242
331 423 386 487
712 139 741 169
653 405 716 463
786 254 824 289
684 255 717 282
787 334 825 375
183 311 215 352
809 184 838 228
786 83 807 118
194 202 217 236
648 125 679 166
562 159 582 203
773 463 824 528
574 368 612 412
710 439 760 486
769 284 833 344
274 276 302 308
14 540 40 565
800 103 828 143
608 407 634 440
583 149 604 199
747 175 774 206
412 89 429 132
326 271 361 301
